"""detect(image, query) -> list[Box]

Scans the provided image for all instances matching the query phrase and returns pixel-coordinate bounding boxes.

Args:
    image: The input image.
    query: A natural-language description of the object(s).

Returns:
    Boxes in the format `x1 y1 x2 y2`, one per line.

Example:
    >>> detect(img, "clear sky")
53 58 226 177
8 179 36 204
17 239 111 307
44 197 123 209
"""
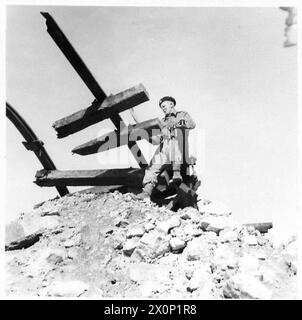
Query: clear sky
5 6 297 232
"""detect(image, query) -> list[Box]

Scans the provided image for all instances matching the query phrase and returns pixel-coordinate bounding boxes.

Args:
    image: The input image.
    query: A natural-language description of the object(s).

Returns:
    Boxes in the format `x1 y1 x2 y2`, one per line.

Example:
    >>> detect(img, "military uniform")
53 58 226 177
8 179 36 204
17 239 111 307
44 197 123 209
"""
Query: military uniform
143 109 196 188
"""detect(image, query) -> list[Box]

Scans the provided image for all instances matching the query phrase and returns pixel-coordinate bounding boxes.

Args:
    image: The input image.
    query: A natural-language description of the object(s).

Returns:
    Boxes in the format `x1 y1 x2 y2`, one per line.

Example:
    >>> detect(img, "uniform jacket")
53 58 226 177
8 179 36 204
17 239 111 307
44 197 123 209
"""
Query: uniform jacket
151 109 196 145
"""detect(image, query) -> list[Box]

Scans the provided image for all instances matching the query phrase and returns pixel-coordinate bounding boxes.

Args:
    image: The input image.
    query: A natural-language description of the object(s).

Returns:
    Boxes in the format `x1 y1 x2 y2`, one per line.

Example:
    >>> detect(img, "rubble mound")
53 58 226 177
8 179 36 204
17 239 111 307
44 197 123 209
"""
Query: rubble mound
5 190 297 299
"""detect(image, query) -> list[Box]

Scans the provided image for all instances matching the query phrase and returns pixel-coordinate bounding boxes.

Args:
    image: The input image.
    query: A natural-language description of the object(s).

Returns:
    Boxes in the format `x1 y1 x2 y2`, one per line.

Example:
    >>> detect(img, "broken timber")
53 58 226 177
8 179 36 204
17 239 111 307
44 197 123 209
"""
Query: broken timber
72 118 161 155
40 12 107 103
41 12 148 168
5 232 43 251
6 102 69 197
40 12 200 209
35 168 144 187
53 84 149 138
243 222 273 234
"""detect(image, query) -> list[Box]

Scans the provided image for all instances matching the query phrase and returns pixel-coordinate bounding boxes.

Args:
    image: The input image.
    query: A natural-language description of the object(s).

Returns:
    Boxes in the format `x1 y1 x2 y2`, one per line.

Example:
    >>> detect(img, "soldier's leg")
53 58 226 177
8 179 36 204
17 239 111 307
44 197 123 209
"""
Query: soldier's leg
137 146 168 199
170 137 183 183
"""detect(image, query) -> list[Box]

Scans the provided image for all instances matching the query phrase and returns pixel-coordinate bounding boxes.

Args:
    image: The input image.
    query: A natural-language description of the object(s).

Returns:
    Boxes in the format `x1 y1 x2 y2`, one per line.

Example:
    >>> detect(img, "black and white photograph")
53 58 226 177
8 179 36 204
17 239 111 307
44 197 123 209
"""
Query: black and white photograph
2 0 300 301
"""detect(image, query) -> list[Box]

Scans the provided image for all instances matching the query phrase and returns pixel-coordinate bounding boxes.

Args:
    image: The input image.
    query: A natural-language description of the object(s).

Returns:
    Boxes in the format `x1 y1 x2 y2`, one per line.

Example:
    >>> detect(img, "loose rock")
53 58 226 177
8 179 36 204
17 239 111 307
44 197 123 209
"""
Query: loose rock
170 238 186 252
223 273 272 299
47 280 89 297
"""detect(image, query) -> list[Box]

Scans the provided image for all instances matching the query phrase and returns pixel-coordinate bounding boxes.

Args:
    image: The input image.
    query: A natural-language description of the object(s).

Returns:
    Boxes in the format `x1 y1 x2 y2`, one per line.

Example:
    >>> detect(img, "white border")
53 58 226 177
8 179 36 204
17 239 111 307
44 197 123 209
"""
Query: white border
1 0 301 301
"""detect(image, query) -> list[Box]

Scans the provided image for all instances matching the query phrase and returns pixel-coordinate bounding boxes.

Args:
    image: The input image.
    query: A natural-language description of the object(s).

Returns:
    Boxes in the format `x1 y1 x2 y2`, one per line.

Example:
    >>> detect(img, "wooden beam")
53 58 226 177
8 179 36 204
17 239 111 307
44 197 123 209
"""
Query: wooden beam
53 84 149 138
41 12 147 168
243 222 273 233
35 168 144 187
6 102 69 197
41 12 107 103
72 118 161 155
5 232 43 251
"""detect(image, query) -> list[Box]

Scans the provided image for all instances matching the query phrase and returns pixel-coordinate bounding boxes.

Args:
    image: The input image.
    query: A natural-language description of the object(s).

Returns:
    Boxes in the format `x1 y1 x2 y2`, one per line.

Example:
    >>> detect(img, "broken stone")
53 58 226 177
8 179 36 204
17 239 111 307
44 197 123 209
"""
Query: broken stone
180 207 201 222
67 247 79 260
46 253 63 265
281 240 297 275
223 273 272 299
103 226 114 234
60 228 76 240
238 253 259 273
194 279 215 299
266 228 293 249
219 228 238 243
204 231 217 240
123 238 139 257
254 251 266 260
212 244 237 270
64 240 76 248
184 237 211 261
132 230 170 261
183 224 203 237
126 225 145 238
185 269 194 280
256 236 268 246
18 214 60 237
242 234 258 246
109 210 119 218
246 225 255 233
173 275 187 292
156 216 181 234
5 190 295 300
186 267 210 292
144 221 155 232
199 201 232 217
170 237 186 251
200 216 232 234
114 217 129 228
113 233 126 250
180 212 191 220
259 265 277 285
48 280 89 297
129 263 171 284
26 248 67 277
139 280 159 297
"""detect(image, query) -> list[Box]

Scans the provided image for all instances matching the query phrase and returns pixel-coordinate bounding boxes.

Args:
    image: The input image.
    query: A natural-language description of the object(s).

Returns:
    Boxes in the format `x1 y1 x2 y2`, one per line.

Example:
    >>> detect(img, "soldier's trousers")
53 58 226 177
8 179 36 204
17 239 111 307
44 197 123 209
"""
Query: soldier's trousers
143 138 182 187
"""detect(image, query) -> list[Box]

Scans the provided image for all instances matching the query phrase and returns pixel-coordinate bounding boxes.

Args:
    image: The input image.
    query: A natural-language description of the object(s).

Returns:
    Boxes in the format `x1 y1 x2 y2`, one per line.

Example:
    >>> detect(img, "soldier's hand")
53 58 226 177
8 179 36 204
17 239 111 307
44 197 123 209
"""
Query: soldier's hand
167 118 176 129
176 119 187 128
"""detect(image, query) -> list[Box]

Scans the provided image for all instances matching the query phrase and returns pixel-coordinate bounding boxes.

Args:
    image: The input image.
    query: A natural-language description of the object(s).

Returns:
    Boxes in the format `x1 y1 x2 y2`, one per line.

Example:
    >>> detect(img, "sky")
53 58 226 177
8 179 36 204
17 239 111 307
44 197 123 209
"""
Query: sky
5 5 298 233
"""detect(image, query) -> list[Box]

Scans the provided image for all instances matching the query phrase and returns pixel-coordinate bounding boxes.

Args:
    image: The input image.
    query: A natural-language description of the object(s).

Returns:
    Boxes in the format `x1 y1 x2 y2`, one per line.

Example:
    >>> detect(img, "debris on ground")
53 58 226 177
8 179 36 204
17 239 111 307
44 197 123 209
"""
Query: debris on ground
5 190 297 299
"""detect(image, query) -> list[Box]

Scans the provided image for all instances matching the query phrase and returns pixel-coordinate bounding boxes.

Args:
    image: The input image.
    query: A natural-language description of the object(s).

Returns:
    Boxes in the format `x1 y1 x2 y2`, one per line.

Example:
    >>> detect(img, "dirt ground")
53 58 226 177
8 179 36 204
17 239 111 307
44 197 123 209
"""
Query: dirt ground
5 190 297 299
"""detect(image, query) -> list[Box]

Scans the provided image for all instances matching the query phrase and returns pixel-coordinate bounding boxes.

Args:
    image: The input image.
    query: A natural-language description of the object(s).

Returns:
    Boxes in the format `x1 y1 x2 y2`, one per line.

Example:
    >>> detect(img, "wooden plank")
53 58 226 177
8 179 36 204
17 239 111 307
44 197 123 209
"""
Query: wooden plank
6 102 69 197
109 112 148 169
5 232 43 251
41 12 147 168
53 84 149 138
34 168 144 187
243 222 273 233
41 12 107 103
72 118 161 155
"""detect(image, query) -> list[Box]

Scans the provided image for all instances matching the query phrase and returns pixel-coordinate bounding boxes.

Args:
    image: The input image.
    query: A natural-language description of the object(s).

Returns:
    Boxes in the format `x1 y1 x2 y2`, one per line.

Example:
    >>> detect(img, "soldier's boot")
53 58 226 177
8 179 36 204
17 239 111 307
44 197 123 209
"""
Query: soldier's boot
171 163 183 185
135 183 154 200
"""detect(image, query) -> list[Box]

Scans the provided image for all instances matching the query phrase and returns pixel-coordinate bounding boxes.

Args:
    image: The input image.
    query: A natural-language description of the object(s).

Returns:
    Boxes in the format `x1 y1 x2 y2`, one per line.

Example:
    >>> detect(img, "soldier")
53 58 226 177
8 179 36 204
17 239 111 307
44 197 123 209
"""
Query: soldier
136 96 196 200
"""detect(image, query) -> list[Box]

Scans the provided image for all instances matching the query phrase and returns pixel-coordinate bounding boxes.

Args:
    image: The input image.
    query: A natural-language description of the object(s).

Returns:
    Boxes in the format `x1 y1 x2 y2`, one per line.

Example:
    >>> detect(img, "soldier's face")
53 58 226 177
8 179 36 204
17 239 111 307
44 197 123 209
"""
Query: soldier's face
160 101 175 115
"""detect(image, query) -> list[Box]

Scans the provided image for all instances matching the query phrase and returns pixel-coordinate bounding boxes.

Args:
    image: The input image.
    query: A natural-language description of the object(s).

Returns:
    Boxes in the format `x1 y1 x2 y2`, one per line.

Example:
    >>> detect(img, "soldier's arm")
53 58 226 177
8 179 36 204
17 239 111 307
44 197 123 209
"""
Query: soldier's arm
148 119 165 145
176 111 196 129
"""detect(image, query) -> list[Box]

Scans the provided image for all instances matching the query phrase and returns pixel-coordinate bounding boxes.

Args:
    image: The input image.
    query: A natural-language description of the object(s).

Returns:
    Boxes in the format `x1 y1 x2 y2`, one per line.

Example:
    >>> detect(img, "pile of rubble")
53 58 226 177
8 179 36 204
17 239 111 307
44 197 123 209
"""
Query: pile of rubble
5 190 297 299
